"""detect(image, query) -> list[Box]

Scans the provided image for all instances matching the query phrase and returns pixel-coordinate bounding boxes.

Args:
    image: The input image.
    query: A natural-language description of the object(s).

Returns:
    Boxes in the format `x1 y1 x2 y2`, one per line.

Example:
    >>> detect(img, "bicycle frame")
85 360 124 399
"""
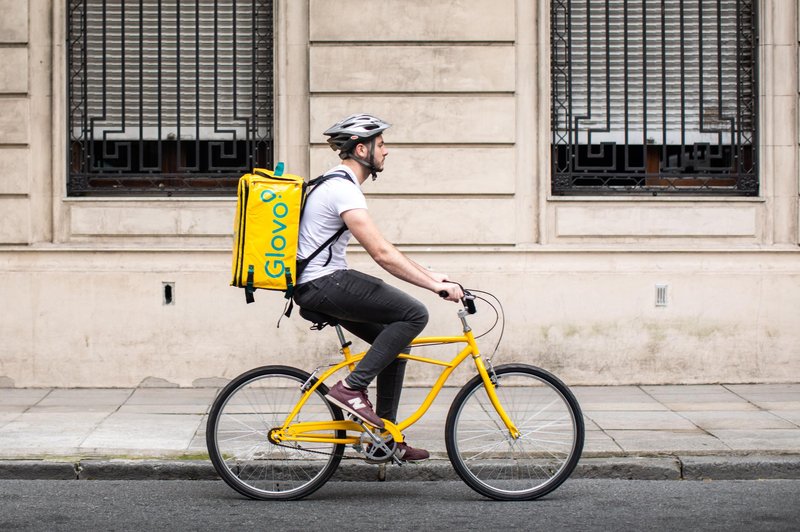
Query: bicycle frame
271 309 521 447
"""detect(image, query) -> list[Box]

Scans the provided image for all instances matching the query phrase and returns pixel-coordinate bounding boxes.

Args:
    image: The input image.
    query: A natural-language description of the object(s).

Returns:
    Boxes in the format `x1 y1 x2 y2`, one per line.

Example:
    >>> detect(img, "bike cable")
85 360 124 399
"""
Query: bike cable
466 289 505 363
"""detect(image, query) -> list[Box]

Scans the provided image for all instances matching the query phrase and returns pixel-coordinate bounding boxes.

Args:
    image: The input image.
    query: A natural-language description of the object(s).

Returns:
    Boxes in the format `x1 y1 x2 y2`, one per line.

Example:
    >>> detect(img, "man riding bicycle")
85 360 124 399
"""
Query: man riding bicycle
292 113 463 462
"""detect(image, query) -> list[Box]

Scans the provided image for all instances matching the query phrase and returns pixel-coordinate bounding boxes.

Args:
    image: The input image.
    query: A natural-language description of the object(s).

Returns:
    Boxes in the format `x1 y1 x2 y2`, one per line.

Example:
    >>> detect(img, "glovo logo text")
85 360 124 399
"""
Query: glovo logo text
260 187 290 278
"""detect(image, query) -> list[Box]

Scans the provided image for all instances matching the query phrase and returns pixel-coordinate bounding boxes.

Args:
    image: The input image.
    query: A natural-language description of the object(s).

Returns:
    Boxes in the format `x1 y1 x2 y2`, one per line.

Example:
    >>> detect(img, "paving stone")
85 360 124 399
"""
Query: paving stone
770 410 800 426
0 389 51 406
605 429 731 454
678 410 796 431
0 412 107 457
708 429 800 452
587 410 698 431
120 388 218 414
30 389 133 414
641 385 730 395
661 401 758 412
80 413 204 453
582 430 624 455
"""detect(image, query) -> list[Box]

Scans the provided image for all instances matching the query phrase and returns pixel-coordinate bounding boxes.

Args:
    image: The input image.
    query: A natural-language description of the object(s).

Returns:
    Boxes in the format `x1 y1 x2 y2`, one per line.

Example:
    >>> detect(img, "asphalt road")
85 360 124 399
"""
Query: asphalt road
2 479 798 531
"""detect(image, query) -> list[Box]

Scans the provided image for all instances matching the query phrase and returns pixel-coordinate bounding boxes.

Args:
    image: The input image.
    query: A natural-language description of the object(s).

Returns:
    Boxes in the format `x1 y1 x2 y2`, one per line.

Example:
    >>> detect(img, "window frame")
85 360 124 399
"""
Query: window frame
65 0 275 197
550 0 759 196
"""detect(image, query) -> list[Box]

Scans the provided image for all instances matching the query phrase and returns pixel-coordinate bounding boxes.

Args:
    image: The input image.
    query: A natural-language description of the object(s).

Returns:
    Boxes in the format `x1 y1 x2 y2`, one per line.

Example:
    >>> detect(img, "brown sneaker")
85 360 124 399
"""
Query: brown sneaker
395 442 430 462
325 380 385 429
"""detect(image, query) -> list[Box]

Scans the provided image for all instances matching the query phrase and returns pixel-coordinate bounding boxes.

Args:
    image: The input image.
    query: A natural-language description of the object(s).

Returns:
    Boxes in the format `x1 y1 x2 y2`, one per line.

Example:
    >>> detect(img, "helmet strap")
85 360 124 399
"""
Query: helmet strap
344 138 379 180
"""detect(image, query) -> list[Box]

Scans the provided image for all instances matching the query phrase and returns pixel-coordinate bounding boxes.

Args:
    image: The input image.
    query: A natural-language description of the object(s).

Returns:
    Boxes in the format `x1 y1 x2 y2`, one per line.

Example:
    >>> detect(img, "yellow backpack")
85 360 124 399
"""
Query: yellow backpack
231 163 349 305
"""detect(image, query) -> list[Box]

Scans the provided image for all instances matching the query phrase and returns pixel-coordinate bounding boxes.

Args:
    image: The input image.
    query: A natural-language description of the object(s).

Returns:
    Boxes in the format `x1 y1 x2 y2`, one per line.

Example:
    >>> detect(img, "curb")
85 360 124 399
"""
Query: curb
1 456 799 482
575 457 682 480
78 460 220 481
681 455 800 481
0 461 78 480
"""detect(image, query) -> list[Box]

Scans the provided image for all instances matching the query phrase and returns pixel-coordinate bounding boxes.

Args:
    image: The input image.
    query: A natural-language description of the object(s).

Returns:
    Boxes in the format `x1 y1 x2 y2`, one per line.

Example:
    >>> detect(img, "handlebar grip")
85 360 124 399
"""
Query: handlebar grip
438 290 449 298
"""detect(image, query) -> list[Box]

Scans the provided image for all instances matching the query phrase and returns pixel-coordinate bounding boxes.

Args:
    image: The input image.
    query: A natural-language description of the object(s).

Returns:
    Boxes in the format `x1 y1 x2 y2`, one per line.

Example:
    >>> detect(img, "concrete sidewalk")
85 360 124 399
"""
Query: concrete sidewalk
1 384 799 481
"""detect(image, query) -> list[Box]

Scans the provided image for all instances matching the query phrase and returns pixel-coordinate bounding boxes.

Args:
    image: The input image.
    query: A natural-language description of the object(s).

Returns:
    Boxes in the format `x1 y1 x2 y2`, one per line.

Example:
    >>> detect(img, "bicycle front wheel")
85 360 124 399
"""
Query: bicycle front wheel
206 365 344 500
445 364 584 501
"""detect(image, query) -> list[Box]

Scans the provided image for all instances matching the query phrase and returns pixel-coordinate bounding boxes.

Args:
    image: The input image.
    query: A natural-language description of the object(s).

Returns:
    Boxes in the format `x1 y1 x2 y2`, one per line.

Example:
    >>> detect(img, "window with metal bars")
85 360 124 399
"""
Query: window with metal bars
551 0 758 195
67 0 274 196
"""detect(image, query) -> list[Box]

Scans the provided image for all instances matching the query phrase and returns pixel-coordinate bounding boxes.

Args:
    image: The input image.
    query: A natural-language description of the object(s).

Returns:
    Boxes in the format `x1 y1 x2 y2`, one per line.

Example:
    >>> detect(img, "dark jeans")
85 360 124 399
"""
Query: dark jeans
293 269 429 423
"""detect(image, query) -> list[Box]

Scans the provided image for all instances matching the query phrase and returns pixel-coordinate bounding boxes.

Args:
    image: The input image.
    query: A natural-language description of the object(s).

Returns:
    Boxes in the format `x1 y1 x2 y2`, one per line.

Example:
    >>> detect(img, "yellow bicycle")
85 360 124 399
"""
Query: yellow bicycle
206 289 584 501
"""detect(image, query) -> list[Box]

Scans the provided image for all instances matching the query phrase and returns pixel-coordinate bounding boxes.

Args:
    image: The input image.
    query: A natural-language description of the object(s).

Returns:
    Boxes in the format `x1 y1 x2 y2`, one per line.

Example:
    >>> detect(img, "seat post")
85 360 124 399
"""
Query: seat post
334 324 348 348
334 324 357 372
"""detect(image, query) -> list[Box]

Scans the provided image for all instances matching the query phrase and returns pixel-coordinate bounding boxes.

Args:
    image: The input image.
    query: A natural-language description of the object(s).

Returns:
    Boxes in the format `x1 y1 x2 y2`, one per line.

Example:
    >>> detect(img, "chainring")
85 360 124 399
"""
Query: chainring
360 431 397 464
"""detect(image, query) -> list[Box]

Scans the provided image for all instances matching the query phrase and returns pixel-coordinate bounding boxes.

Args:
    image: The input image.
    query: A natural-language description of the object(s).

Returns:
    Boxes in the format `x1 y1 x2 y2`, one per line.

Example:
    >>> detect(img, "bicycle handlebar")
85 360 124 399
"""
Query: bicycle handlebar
438 284 477 315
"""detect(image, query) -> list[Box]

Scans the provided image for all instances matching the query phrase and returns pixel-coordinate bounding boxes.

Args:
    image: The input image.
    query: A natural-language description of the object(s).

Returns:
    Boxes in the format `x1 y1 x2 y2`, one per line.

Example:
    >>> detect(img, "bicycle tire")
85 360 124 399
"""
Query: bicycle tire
206 365 345 500
445 363 584 501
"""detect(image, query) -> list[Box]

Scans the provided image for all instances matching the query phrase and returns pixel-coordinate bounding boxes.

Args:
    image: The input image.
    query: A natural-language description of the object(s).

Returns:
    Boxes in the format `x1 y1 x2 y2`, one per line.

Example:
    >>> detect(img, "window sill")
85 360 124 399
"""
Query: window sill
546 194 765 203
62 196 237 203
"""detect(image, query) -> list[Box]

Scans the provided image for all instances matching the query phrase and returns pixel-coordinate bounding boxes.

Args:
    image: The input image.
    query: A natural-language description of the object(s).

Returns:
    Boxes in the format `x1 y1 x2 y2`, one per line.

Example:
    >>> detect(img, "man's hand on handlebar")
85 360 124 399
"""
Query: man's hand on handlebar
434 282 464 303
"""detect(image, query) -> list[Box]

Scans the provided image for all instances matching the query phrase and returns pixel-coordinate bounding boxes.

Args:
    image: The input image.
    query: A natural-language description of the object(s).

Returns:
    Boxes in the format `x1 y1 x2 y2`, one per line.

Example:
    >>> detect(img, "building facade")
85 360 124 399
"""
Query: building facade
1 0 798 387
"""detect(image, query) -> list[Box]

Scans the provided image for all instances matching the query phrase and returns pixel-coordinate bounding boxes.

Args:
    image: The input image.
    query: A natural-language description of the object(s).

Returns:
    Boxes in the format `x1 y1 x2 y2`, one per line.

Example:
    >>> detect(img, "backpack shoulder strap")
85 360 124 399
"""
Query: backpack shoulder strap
296 170 353 280
300 170 351 217
307 169 351 189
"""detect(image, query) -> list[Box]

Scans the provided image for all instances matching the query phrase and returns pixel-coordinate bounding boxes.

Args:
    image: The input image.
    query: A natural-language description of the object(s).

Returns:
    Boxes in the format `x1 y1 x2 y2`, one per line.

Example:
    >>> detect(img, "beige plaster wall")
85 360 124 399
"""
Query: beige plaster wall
1 249 798 387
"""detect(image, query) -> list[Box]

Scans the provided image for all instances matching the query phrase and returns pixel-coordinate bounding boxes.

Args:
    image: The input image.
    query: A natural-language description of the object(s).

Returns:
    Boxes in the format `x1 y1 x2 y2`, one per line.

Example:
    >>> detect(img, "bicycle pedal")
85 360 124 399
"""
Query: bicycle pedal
347 413 368 428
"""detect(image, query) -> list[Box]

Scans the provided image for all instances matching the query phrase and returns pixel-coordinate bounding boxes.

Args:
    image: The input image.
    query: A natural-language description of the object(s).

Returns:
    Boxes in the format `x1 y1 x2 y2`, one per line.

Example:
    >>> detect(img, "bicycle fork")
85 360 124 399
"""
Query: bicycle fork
475 357 521 440
462 310 521 440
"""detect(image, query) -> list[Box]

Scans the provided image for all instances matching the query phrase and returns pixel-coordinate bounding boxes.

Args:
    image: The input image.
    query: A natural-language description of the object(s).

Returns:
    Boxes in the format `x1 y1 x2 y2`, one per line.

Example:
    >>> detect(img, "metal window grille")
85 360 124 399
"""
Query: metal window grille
551 0 758 195
67 0 274 196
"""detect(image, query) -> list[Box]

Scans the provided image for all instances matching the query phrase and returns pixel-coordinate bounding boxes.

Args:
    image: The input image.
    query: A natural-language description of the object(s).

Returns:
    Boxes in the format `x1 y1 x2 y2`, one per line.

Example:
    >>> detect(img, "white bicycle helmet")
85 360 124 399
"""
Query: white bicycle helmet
324 114 391 179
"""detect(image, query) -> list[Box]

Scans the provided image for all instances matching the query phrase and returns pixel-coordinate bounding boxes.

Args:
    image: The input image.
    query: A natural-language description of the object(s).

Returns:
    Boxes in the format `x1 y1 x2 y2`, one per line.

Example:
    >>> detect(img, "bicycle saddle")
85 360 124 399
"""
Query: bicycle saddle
298 308 339 329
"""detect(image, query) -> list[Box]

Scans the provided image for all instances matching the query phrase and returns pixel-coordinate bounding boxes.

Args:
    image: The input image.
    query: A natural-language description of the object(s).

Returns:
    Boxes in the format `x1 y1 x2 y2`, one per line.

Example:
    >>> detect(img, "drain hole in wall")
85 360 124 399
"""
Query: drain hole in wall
163 282 175 305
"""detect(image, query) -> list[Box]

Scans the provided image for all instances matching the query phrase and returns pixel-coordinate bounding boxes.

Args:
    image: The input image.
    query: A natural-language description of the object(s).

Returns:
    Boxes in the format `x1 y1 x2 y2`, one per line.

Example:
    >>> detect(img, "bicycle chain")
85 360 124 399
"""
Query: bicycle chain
273 441 366 460
270 414 396 462
274 440 404 464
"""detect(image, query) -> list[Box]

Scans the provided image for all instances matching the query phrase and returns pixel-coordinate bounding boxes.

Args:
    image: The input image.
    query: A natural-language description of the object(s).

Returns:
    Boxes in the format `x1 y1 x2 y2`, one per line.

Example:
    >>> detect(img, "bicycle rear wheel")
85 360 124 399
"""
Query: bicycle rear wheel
206 365 344 500
445 364 584 501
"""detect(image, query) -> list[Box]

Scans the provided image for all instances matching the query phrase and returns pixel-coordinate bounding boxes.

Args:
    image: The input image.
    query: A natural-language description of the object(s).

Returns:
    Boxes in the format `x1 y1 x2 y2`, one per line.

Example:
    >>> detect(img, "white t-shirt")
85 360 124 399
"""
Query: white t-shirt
296 165 367 284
